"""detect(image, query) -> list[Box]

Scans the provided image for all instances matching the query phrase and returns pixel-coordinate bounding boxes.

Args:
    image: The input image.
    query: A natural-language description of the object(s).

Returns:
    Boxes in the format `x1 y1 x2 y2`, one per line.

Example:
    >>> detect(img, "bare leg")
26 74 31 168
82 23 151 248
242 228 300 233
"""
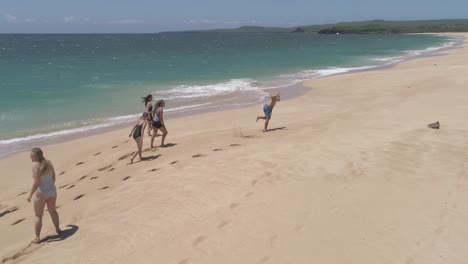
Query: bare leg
137 137 143 159
150 127 159 148
159 126 168 146
46 196 61 234
33 194 46 243
256 116 266 122
264 117 271 132
130 137 141 163
147 122 153 136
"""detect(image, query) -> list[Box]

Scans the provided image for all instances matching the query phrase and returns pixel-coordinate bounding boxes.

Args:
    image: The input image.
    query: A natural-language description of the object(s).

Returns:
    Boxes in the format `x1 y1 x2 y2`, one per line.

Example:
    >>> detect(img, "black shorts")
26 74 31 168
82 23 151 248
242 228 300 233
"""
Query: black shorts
152 120 164 128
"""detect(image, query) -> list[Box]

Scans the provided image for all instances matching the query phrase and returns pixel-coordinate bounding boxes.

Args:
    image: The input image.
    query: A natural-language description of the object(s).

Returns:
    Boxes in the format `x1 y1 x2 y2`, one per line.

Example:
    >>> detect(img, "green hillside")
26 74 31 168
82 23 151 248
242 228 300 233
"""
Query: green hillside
190 19 468 34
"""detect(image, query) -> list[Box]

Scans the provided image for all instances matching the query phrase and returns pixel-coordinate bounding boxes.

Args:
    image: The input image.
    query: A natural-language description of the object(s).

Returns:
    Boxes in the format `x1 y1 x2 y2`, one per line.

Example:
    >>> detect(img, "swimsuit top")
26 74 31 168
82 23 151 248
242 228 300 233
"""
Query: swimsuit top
153 107 162 122
147 103 153 113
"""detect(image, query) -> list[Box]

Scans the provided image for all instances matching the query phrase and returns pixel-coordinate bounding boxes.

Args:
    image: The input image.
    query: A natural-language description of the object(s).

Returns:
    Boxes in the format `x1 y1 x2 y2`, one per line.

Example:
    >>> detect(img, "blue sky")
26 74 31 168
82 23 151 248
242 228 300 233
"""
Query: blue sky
1 0 467 33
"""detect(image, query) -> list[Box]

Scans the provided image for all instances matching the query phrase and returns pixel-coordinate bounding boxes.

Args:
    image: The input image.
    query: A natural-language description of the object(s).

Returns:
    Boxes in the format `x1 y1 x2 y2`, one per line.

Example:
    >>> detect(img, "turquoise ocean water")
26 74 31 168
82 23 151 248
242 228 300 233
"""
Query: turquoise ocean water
0 33 457 156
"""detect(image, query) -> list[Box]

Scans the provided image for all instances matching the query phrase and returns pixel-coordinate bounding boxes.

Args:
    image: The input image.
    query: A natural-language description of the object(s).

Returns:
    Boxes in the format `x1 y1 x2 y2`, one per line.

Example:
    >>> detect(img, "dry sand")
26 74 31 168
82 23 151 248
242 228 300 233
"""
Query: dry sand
1 33 468 264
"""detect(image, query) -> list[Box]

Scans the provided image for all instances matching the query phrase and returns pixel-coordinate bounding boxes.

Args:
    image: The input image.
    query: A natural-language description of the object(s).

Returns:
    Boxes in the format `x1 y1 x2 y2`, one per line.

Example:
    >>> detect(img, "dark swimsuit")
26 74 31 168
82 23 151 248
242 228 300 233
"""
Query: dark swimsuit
133 124 143 139
147 104 154 121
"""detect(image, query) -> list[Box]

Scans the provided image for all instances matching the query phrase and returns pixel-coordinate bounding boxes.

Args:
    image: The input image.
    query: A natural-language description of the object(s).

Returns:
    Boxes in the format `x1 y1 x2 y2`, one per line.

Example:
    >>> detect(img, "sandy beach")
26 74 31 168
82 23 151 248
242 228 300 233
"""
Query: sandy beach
1 33 468 264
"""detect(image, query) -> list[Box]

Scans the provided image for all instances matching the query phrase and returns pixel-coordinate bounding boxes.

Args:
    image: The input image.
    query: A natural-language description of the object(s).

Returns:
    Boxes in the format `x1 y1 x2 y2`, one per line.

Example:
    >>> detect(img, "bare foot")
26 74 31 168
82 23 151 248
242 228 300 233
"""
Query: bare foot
31 237 41 244
56 228 62 235
130 158 134 164
256 116 260 122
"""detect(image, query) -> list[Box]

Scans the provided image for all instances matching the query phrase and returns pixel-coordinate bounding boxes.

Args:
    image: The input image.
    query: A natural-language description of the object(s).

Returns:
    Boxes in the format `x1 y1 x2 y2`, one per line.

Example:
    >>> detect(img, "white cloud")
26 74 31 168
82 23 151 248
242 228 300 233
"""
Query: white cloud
109 19 145 25
5 14 17 23
64 16 76 23
24 18 36 23
83 17 90 22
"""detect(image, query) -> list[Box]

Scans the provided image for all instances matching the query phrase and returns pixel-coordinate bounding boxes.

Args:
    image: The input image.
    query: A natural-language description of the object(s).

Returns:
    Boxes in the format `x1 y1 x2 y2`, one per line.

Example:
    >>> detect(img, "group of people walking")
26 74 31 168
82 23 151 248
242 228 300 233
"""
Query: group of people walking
129 94 168 164
26 92 280 243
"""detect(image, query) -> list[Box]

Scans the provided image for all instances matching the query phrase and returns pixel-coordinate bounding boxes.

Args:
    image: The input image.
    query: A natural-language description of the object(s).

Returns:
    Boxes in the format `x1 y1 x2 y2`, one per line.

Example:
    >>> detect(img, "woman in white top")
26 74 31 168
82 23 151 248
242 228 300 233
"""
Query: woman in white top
27 148 61 243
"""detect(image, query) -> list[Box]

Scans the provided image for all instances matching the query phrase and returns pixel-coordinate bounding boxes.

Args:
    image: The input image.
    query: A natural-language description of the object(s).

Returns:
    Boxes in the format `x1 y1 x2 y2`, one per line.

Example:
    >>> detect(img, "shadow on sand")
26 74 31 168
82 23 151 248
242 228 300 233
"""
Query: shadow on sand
141 155 161 161
42 224 79 243
267 126 287 132
160 143 177 148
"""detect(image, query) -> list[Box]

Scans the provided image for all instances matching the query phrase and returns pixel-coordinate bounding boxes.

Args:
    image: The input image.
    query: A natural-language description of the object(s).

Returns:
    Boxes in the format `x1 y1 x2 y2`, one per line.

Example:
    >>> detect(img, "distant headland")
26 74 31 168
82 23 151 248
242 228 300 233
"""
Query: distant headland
179 19 468 34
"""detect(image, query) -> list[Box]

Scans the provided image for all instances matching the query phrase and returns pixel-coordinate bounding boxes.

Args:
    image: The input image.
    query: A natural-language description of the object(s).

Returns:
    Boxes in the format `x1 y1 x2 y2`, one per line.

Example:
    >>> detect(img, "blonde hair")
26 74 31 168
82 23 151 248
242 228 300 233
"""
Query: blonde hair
31 147 48 173
155 99 165 108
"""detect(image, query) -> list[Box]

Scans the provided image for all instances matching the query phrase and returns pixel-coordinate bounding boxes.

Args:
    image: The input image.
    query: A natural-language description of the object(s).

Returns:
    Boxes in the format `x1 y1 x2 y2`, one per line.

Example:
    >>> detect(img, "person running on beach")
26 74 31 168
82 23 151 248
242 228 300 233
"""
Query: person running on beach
151 99 168 148
256 93 280 132
128 112 148 164
142 94 153 136
27 147 61 244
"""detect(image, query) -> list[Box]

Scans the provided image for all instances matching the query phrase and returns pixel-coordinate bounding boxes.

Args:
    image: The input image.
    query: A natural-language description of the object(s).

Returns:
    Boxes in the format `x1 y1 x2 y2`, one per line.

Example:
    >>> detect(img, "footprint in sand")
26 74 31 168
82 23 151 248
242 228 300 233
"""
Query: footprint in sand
66 185 76 190
259 256 271 263
112 145 118 149
229 144 242 147
59 184 68 189
192 154 205 158
11 218 25 226
217 220 230 229
147 168 159 172
118 152 135 161
177 259 190 264
107 168 115 172
2 239 47 263
17 192 27 196
251 180 257 186
293 225 304 232
230 203 239 210
99 186 109 190
94 152 101 156
122 176 131 181
212 148 223 152
73 194 85 200
170 161 179 165
76 162 85 166
1 207 19 218
244 192 254 198
77 175 87 181
98 164 113 172
90 176 99 180
192 235 207 248
59 171 66 175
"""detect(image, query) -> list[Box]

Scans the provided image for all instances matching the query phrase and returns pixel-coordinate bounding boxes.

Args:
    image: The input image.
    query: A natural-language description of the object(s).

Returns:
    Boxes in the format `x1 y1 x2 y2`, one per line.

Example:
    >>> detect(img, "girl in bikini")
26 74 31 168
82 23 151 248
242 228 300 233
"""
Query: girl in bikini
128 112 148 164
151 99 168 148
141 94 153 136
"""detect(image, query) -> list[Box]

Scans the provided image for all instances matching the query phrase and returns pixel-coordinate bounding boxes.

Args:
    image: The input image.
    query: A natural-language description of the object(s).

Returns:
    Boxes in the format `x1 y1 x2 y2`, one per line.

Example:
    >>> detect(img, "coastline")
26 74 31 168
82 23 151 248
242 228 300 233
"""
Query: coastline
0 33 461 159
1 32 468 263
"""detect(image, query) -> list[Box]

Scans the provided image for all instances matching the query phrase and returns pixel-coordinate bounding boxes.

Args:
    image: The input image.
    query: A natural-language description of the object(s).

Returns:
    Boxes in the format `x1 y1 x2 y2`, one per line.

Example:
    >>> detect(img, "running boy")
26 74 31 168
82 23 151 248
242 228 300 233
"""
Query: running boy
256 93 280 132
